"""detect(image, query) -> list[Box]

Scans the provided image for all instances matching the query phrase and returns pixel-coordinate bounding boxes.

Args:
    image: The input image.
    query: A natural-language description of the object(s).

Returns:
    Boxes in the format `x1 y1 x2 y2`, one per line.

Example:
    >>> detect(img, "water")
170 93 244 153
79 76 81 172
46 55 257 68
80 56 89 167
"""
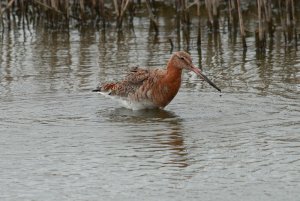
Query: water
0 17 300 201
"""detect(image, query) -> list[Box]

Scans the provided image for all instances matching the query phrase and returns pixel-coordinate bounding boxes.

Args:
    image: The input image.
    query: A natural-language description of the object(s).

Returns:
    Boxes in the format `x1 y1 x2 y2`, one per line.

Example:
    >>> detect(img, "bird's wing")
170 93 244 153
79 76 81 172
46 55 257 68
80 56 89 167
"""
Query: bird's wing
94 67 165 98
124 67 151 84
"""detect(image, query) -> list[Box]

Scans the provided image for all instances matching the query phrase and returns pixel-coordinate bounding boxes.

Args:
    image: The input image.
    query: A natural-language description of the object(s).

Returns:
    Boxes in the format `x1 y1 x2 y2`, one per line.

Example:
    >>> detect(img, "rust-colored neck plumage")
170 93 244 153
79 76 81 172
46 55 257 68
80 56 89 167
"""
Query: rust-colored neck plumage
152 56 183 108
165 54 183 82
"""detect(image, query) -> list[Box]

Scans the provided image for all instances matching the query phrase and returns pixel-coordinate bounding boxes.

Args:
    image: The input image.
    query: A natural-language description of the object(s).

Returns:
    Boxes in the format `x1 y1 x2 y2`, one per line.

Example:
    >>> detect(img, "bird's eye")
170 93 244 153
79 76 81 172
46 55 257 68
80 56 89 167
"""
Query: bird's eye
180 57 184 60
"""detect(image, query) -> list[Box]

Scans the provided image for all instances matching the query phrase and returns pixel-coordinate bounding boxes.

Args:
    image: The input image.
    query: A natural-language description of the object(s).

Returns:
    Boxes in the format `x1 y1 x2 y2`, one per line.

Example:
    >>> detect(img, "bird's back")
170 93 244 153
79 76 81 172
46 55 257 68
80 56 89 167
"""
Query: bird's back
95 67 166 105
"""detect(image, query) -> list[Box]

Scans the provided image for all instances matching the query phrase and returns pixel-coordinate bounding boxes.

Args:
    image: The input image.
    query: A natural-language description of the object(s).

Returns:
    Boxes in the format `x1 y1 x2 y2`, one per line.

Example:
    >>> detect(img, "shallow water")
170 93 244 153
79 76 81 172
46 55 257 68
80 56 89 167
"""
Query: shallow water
0 17 300 200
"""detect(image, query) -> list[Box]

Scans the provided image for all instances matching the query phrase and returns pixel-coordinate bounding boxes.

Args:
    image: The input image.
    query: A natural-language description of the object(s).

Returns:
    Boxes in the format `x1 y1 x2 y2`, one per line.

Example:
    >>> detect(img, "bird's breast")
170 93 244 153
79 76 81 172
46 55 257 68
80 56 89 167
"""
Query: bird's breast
152 77 181 108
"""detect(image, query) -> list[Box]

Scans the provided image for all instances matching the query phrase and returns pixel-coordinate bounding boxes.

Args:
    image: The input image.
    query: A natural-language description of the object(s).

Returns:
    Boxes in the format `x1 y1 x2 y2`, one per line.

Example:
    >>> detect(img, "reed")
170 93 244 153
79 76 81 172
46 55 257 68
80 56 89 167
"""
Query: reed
237 0 247 49
257 0 266 51
0 0 299 51
113 0 131 29
204 0 219 30
145 0 158 34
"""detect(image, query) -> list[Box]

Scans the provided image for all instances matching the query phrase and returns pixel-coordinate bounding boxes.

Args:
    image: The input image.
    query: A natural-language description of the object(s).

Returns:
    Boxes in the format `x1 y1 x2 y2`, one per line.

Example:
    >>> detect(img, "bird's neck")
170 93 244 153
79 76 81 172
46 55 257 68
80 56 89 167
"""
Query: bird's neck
163 62 182 95
151 60 182 108
165 62 182 83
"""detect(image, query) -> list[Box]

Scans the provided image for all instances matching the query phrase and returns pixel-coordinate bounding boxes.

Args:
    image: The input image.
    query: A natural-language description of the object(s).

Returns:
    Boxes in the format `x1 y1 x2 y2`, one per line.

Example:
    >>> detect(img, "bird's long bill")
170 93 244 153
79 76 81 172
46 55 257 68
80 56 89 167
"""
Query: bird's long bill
191 66 221 92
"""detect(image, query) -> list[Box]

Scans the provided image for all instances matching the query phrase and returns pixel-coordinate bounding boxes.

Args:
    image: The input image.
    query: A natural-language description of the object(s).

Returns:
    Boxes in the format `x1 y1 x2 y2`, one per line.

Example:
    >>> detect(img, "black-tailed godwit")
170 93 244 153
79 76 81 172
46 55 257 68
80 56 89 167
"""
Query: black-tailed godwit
93 51 221 109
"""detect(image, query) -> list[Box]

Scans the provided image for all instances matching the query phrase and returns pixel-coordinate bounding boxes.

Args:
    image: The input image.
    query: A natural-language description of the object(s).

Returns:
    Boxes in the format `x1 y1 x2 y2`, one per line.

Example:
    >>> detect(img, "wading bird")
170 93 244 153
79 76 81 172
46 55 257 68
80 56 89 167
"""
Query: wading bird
93 51 221 110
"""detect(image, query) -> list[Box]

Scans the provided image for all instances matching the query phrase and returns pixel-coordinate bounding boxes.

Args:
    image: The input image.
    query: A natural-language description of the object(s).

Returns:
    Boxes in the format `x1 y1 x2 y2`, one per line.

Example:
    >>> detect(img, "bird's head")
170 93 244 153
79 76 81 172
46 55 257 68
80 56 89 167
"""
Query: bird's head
170 51 221 92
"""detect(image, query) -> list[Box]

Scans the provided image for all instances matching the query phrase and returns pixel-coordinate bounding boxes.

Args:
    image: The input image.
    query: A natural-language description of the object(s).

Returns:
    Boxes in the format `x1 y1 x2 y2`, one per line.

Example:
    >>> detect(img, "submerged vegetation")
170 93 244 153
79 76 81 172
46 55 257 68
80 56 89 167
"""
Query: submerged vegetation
0 0 299 52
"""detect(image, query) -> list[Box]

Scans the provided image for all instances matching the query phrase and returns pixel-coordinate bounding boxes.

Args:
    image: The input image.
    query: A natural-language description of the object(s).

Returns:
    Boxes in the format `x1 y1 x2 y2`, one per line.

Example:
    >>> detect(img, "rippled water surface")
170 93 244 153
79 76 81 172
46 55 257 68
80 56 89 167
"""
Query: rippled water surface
0 17 300 201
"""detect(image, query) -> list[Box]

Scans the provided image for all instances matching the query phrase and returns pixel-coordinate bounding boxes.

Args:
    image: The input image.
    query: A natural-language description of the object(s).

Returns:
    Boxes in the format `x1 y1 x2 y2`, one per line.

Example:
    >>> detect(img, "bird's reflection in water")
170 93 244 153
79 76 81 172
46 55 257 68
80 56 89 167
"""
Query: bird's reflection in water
101 107 189 168
105 107 178 123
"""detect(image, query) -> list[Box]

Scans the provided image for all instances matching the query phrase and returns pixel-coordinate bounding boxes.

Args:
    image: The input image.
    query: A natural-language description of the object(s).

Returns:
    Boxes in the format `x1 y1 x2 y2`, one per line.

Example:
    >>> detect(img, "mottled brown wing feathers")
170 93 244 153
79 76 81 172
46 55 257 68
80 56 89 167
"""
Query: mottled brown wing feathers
125 67 150 84
95 67 154 97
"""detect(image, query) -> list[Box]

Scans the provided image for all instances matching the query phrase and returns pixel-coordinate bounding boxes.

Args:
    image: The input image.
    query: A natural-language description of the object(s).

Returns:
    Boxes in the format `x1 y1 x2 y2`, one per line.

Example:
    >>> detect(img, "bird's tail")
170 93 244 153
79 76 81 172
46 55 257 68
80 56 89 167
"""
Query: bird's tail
92 83 116 94
92 86 101 92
